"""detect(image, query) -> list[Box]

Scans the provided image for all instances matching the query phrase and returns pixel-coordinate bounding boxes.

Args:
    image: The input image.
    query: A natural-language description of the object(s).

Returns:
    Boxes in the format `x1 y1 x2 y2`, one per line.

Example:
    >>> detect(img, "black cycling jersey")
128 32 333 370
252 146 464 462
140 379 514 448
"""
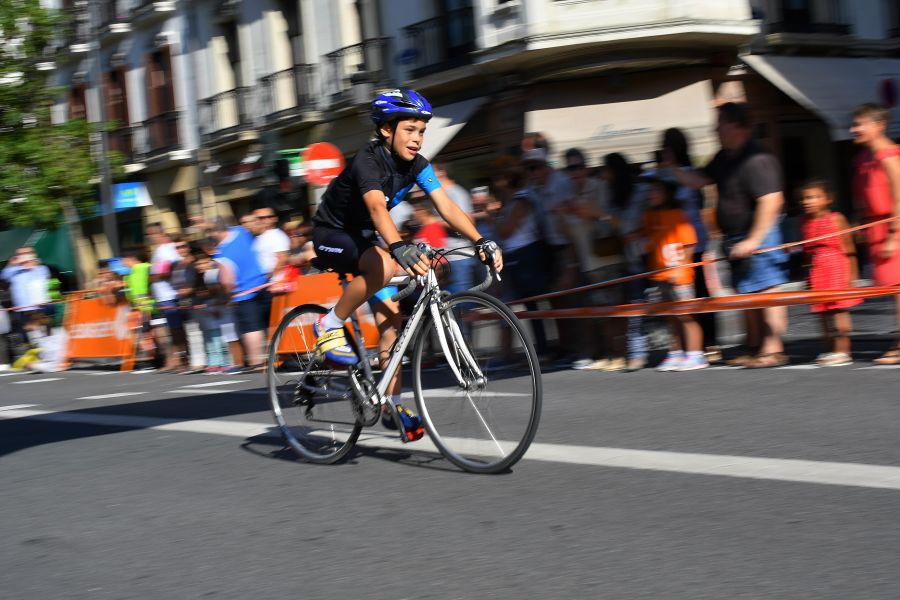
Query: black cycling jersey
312 140 442 232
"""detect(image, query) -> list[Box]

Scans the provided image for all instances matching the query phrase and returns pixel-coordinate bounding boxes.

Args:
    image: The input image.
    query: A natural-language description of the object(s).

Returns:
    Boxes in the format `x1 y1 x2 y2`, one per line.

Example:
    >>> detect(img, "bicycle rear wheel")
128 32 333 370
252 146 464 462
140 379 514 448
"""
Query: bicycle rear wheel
412 291 541 473
267 304 361 464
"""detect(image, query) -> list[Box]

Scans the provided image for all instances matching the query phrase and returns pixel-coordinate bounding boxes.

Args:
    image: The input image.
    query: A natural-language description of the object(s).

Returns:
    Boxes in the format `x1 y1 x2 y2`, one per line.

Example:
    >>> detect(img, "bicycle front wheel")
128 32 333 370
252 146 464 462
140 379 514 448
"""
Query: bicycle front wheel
412 291 542 473
267 304 361 464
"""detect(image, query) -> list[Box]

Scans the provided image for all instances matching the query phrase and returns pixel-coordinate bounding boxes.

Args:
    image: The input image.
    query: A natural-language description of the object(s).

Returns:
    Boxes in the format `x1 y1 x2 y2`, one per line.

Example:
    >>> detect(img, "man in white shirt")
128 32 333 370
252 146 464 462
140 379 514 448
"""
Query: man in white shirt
1 248 51 360
250 207 290 277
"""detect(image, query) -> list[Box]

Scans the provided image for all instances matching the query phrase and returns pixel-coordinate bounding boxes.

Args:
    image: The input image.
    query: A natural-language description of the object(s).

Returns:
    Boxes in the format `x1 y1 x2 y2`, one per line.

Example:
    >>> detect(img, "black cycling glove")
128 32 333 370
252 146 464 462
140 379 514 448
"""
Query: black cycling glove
389 241 426 272
474 238 499 264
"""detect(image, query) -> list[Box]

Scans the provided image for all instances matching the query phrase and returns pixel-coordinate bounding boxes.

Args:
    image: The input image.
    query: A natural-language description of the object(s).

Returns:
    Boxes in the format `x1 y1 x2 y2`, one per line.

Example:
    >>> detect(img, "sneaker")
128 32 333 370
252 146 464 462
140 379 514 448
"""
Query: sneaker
222 366 244 374
204 366 225 374
656 353 685 372
312 316 358 365
381 404 425 442
571 358 596 370
676 354 710 371
816 352 852 367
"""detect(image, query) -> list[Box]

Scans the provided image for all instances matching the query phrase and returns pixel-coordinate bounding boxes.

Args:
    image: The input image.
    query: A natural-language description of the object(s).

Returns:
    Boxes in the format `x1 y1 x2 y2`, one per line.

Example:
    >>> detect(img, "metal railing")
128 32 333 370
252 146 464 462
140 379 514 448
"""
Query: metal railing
402 7 476 78
258 64 318 120
132 110 180 160
98 0 133 29
198 87 258 137
108 127 135 163
322 37 390 104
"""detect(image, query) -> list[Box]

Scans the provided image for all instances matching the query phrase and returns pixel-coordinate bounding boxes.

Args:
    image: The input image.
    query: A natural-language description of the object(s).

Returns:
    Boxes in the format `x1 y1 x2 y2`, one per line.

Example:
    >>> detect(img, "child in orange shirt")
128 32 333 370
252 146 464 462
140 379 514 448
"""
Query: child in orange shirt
641 177 706 371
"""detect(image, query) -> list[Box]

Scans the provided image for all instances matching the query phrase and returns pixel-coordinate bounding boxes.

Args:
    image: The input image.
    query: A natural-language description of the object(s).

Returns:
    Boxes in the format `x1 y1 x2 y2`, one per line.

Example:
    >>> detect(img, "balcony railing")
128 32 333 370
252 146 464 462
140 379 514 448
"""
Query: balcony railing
322 38 390 104
258 64 318 121
63 2 92 51
108 127 134 163
402 7 476 78
198 87 258 139
766 21 851 35
98 0 133 31
132 111 180 160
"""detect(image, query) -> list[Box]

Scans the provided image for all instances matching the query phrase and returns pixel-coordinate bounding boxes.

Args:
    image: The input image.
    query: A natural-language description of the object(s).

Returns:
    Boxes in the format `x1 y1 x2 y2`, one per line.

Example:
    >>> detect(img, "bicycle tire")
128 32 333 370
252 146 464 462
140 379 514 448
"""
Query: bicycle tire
267 304 362 464
411 291 542 473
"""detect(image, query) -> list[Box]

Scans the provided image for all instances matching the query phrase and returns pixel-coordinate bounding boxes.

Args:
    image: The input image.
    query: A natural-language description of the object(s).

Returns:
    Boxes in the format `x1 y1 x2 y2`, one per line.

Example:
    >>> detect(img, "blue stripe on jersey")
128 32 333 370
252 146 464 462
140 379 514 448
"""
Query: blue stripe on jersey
417 164 442 194
387 183 414 210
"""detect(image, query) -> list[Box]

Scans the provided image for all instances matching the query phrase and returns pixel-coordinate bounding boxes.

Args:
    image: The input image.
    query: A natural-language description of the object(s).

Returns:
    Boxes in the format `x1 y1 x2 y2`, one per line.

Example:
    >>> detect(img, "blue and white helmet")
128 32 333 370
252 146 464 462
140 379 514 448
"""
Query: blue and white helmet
371 88 433 125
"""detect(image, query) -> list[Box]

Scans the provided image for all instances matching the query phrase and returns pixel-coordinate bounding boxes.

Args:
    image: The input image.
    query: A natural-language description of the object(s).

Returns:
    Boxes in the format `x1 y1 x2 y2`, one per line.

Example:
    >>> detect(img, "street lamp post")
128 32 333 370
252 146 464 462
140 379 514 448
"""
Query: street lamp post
87 0 119 257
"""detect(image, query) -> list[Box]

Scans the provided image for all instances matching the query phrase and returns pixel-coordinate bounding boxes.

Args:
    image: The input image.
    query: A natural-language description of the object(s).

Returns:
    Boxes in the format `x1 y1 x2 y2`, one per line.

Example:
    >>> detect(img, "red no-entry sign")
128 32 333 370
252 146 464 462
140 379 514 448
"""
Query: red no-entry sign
302 142 345 186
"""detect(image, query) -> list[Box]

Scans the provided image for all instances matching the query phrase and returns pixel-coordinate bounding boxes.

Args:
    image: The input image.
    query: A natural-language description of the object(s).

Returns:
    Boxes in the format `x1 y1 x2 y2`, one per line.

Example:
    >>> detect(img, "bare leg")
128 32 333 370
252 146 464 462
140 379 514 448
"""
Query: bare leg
681 315 703 353
332 247 395 321
819 312 833 354
744 309 762 354
371 298 403 398
832 310 852 356
242 330 266 368
228 340 245 367
760 304 788 355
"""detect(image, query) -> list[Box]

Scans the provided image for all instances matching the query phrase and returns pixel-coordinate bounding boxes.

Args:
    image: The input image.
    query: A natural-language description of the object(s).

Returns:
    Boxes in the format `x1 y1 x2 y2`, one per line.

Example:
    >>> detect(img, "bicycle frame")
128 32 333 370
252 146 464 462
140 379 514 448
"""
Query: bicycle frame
342 265 484 431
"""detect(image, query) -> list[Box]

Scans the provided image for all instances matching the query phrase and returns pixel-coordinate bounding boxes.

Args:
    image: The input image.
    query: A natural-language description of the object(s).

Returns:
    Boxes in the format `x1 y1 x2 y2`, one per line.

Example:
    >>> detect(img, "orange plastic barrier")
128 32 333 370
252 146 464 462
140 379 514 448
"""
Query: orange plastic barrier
62 294 138 371
268 272 380 354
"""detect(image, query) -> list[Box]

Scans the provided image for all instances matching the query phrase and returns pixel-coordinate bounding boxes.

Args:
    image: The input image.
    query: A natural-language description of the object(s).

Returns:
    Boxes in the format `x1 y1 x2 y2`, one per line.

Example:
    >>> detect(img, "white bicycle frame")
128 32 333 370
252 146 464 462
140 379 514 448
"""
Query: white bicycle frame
348 266 485 412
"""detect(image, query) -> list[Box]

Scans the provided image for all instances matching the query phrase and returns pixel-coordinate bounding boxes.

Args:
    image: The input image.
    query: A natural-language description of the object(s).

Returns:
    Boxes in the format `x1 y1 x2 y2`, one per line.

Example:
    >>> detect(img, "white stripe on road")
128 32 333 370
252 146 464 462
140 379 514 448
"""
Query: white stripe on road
0 404 38 411
775 365 820 370
180 380 249 388
2 407 900 491
166 389 234 395
857 365 900 370
0 372 36 377
76 392 148 400
11 378 63 384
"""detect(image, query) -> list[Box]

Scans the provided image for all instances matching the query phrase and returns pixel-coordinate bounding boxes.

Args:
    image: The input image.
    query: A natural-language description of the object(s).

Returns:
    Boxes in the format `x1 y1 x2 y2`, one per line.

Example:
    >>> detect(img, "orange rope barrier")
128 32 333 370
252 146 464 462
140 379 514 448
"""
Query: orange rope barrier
510 214 900 306
507 286 900 320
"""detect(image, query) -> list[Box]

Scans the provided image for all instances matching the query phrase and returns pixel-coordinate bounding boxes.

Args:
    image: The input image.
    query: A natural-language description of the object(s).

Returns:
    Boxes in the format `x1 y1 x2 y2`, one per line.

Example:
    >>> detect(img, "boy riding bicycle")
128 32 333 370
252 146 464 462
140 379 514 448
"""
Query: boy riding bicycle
311 89 503 440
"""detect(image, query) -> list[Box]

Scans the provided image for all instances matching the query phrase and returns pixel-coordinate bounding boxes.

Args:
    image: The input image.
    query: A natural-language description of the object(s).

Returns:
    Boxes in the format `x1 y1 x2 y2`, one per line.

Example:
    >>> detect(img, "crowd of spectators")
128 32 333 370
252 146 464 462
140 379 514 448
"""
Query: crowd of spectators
2 101 898 373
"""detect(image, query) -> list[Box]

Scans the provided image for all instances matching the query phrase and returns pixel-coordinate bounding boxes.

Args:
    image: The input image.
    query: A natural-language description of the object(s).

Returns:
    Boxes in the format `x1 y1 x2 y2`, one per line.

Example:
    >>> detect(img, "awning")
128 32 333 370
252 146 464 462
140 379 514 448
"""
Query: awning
420 97 485 161
742 55 900 141
0 226 77 275
525 74 718 166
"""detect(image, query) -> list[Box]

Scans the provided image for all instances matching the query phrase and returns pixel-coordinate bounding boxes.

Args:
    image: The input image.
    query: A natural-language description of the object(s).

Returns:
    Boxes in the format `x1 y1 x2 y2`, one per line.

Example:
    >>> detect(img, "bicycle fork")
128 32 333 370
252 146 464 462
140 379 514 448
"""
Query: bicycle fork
433 300 485 391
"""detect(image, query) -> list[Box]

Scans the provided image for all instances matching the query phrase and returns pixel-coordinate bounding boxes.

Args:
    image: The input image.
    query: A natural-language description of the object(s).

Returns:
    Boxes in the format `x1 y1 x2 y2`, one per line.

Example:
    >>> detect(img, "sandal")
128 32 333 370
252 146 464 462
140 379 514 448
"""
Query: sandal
726 354 756 367
744 352 788 369
873 348 900 365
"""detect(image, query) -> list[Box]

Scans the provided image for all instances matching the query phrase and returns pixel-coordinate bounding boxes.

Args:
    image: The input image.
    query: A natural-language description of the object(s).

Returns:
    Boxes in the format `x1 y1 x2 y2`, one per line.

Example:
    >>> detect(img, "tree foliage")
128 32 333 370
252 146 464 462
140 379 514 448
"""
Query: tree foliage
0 0 100 227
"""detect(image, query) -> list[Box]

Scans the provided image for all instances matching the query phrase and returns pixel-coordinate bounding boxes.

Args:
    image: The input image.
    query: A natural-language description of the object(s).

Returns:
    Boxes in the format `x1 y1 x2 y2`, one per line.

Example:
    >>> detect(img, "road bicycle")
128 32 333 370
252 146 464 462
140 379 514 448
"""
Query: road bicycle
266 245 542 474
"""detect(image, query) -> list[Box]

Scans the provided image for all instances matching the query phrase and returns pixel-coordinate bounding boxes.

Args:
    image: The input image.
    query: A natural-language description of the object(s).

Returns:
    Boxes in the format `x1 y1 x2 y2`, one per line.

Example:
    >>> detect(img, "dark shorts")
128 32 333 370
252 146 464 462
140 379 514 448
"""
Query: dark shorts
312 226 377 275
156 300 185 331
233 296 266 335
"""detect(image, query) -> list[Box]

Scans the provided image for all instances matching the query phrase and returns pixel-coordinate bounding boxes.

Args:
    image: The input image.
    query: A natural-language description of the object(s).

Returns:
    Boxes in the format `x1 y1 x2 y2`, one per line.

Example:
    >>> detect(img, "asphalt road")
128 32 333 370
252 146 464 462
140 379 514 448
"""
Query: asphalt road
1 302 899 599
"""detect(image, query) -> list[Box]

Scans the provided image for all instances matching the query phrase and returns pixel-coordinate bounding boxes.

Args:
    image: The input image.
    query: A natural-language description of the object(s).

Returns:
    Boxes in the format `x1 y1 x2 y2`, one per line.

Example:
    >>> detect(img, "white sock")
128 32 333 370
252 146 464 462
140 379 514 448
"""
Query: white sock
686 351 704 360
322 309 344 331
667 350 685 359
391 394 402 407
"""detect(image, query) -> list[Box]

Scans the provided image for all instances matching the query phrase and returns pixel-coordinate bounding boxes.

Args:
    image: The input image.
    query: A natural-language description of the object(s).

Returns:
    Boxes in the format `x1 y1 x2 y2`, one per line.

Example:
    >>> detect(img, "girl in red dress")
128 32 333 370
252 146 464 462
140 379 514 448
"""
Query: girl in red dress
851 103 900 364
801 180 860 367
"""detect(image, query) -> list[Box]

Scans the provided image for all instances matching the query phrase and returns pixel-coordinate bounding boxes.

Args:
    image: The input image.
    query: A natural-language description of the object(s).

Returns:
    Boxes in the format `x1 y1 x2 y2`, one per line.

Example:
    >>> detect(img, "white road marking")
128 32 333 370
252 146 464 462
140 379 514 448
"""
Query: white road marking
11 378 63 384
0 372 36 377
776 365 819 370
857 365 900 370
180 380 249 388
2 407 900 491
165 389 234 395
0 404 38 411
76 392 148 400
